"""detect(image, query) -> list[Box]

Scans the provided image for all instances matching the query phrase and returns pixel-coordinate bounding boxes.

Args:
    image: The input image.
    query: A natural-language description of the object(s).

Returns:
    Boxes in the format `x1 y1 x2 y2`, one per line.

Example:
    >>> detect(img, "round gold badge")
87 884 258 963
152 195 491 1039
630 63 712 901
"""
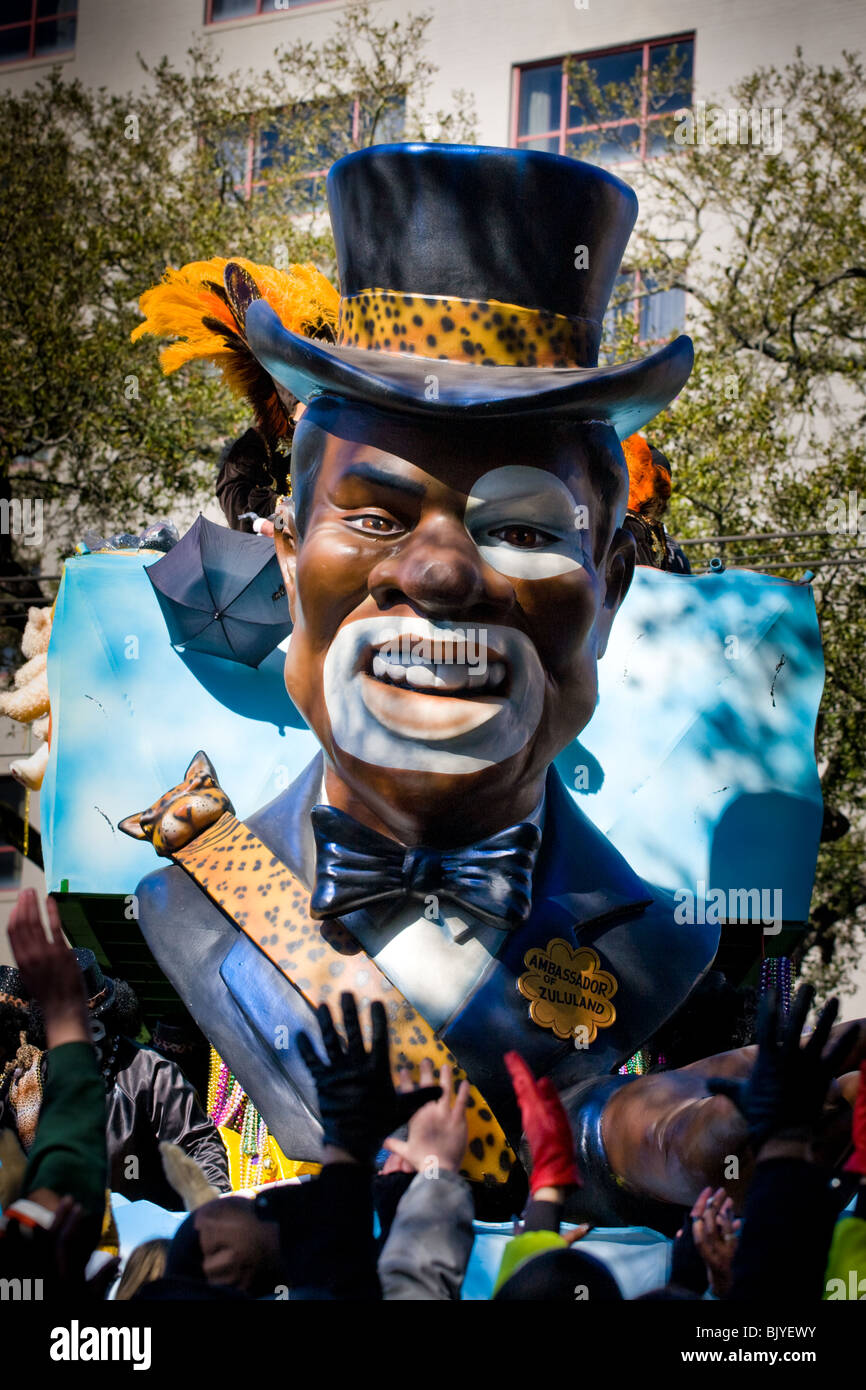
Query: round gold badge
518 938 617 1043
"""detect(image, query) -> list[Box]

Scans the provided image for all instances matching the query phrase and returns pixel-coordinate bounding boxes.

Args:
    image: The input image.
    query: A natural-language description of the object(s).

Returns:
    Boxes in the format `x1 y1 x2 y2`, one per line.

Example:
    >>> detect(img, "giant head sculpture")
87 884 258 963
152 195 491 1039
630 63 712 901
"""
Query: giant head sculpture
245 143 694 844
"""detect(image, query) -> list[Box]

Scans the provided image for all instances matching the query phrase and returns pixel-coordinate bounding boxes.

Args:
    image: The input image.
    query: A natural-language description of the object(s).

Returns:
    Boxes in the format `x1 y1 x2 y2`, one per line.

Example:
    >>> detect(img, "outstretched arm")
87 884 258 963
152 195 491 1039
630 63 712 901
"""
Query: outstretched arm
601 1068 752 1209
574 994 866 1216
8 890 107 1222
147 1056 231 1194
379 1061 475 1301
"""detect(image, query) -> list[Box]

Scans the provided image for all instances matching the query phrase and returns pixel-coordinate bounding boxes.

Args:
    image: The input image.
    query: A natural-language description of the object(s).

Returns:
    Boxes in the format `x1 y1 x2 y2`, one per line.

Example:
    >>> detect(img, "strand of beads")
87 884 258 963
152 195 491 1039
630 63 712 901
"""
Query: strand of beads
760 955 792 1015
207 1046 278 1185
210 1054 245 1130
100 1035 121 1090
240 1093 261 1159
238 1097 271 1186
206 1046 221 1114
618 1050 646 1076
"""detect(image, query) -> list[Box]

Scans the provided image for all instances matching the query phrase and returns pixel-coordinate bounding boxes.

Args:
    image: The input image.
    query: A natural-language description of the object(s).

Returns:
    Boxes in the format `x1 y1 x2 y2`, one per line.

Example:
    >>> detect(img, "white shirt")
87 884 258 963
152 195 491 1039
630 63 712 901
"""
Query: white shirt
316 782 544 1030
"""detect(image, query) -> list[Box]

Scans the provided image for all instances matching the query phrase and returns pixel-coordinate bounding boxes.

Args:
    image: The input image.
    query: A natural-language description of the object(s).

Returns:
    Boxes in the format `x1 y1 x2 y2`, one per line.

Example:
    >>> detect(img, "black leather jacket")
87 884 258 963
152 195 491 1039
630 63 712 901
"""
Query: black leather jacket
215 427 286 532
104 1038 230 1209
1 1037 231 1211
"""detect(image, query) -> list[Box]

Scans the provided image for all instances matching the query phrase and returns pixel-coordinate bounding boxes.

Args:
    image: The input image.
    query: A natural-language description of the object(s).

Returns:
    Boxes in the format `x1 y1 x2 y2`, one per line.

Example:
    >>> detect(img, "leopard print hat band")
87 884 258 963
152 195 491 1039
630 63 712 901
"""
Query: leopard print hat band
338 289 601 369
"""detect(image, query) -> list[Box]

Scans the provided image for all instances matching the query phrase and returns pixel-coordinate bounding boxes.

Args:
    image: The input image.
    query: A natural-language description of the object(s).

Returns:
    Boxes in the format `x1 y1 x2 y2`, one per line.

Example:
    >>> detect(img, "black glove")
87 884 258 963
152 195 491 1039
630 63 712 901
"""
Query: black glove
707 984 857 1151
297 992 441 1164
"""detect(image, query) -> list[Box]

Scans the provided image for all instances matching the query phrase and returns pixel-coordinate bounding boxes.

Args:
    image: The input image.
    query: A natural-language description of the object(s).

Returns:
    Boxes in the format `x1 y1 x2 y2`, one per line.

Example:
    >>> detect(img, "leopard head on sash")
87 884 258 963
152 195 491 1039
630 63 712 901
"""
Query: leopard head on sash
119 751 234 857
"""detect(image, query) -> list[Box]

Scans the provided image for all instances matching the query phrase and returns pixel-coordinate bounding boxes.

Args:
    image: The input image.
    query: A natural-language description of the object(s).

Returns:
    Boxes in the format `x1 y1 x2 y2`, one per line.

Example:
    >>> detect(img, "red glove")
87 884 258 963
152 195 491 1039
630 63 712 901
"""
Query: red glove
505 1051 581 1193
844 1061 866 1175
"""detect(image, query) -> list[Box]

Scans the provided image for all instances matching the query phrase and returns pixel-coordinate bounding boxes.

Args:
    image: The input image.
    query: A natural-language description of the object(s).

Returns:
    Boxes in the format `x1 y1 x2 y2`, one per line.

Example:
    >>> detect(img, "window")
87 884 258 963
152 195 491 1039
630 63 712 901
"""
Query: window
513 35 694 165
0 1 76 65
602 271 686 357
219 93 406 202
639 276 686 341
206 0 327 22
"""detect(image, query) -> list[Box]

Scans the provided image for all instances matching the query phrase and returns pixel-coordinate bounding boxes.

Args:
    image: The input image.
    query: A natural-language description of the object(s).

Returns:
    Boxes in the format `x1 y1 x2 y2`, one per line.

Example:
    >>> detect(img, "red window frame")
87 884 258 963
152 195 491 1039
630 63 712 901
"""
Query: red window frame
231 97 359 200
205 0 332 23
510 33 695 163
0 2 77 65
232 95 397 199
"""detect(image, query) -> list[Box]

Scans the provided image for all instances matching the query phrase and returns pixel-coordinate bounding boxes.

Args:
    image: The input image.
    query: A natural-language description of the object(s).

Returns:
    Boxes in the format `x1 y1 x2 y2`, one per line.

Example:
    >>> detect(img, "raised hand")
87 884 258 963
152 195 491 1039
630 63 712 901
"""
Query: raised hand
7 890 88 1048
708 984 859 1152
690 1185 741 1298
384 1061 470 1175
504 1051 581 1193
297 992 440 1165
1 1196 111 1300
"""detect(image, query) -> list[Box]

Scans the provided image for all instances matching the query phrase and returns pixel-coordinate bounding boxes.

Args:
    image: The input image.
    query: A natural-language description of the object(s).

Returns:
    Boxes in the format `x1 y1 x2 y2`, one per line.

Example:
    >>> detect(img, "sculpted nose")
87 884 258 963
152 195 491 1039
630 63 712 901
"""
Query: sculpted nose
368 517 513 618
402 549 485 614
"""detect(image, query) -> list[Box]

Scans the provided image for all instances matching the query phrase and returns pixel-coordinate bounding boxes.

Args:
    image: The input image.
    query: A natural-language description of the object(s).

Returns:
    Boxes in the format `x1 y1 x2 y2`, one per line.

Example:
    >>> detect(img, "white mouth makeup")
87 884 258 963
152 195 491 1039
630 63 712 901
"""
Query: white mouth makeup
323 616 545 773
465 465 590 580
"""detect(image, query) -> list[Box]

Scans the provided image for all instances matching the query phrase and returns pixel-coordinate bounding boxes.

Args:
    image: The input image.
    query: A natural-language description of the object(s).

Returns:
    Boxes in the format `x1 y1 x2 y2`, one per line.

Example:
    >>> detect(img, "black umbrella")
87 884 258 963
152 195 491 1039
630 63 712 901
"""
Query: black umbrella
146 515 292 668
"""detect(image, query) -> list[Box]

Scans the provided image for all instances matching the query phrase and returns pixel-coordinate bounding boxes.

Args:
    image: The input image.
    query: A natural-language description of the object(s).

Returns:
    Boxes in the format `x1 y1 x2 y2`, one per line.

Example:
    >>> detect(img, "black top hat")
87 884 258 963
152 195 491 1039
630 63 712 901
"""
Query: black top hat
649 444 672 473
73 948 116 1016
245 143 692 436
0 964 30 1011
0 952 115 1017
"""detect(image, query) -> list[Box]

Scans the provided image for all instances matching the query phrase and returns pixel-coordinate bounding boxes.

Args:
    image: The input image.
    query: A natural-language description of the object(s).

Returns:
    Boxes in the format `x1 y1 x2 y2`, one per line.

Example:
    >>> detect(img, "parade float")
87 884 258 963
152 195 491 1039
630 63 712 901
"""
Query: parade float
13 146 827 1238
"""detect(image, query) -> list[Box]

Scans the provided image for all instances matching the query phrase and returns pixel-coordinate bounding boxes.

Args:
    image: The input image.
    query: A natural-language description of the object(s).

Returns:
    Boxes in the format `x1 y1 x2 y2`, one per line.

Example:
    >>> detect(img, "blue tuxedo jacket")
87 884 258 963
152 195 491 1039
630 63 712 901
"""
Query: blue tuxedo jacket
137 756 718 1174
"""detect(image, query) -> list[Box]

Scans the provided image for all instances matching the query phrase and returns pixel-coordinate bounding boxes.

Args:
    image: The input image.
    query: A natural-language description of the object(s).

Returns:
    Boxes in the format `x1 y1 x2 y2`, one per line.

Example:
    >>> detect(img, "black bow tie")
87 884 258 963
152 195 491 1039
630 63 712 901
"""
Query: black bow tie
309 805 541 932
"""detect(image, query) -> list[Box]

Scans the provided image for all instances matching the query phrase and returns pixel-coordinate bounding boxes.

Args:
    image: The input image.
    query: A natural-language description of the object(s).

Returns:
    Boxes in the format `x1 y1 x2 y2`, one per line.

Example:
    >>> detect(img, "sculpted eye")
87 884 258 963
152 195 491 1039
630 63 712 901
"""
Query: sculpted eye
488 524 558 549
345 514 403 535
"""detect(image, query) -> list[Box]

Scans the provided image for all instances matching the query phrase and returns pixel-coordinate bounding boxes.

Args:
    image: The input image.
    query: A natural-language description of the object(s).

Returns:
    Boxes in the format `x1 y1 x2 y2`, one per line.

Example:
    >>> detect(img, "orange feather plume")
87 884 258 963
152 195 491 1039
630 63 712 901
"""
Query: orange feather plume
131 257 338 439
622 433 671 513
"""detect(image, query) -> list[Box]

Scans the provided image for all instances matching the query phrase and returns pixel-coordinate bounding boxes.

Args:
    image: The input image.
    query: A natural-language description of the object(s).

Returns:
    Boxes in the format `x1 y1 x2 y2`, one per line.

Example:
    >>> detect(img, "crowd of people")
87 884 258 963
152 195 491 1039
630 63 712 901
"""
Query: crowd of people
1 888 864 1303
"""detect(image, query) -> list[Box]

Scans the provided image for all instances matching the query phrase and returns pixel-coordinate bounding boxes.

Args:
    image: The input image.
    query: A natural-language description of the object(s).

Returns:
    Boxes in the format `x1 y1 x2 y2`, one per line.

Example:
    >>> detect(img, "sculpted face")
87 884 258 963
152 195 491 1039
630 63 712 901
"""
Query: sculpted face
275 397 634 845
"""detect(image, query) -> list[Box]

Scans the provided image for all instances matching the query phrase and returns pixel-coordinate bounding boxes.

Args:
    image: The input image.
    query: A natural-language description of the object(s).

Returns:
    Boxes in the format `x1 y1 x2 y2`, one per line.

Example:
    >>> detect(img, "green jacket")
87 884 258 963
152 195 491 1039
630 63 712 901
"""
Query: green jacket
23 1041 107 1220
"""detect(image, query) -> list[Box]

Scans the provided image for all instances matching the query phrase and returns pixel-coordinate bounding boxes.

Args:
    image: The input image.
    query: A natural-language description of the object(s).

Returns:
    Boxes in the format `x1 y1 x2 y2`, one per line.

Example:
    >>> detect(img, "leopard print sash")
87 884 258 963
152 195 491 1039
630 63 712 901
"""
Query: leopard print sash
170 811 516 1185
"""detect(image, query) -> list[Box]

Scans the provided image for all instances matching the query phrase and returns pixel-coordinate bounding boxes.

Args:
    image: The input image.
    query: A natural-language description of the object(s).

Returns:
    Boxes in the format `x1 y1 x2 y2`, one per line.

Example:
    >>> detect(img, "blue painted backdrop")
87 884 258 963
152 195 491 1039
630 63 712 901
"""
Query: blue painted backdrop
43 554 823 919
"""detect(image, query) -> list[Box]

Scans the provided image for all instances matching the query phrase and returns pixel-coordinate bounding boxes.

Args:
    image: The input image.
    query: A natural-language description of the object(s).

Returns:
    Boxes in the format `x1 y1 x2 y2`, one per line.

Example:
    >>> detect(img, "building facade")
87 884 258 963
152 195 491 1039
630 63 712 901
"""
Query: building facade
2 0 865 1012
2 0 864 128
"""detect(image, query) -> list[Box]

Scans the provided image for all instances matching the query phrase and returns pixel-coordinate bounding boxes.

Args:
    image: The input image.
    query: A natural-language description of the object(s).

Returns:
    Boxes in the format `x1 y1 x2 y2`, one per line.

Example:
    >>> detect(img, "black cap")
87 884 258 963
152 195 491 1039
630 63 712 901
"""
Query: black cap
0 965 29 1008
0 952 116 1016
649 444 672 474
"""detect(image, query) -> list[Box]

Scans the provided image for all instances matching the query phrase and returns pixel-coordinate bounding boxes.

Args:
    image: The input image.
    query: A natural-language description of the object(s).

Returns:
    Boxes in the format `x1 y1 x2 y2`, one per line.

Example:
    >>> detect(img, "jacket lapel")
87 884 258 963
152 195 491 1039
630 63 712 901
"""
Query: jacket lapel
440 768 719 1140
218 757 718 1157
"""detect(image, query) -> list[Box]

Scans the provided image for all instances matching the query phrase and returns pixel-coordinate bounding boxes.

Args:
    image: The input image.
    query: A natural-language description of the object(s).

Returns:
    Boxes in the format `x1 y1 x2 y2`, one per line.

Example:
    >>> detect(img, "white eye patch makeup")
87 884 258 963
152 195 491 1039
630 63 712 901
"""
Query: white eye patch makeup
465 465 589 579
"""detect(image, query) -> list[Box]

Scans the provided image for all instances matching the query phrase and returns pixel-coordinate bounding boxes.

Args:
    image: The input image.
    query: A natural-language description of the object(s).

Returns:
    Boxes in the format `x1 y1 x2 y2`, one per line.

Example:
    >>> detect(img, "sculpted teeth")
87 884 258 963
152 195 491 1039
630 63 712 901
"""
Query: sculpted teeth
433 663 466 690
370 644 508 694
372 655 407 682
405 665 437 688
371 657 508 694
